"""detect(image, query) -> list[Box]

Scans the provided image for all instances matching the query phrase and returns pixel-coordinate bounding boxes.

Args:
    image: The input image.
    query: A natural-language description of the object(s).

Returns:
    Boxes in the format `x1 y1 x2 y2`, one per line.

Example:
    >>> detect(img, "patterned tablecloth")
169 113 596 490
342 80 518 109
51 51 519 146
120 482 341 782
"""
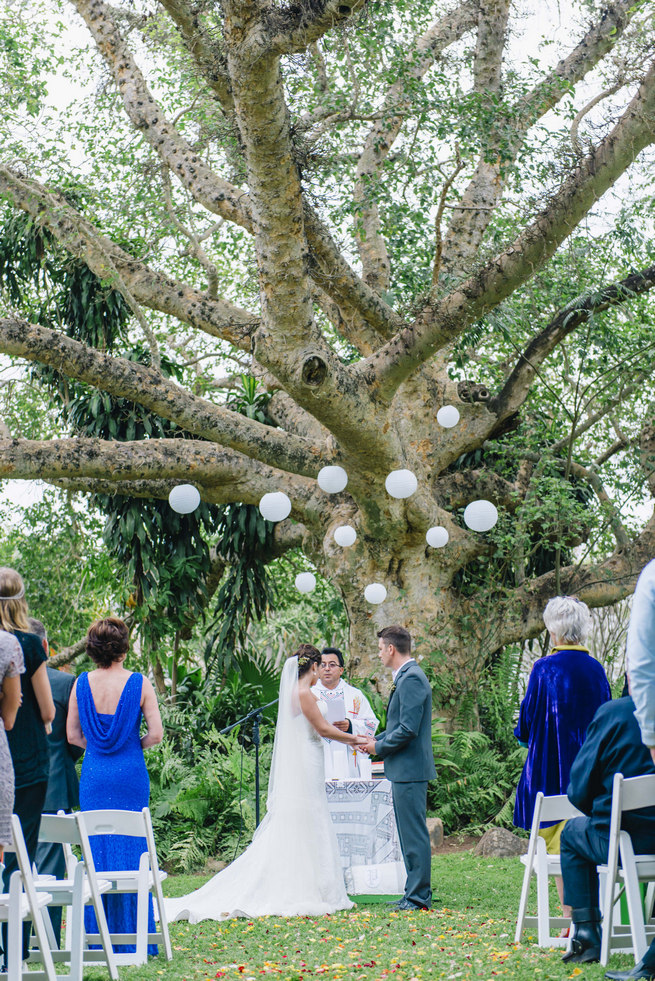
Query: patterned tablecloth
325 779 406 895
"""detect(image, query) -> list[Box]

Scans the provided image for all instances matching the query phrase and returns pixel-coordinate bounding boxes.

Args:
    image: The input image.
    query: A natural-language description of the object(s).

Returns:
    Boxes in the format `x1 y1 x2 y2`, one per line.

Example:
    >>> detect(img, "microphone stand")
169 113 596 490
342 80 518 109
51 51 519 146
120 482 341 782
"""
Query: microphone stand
220 699 278 826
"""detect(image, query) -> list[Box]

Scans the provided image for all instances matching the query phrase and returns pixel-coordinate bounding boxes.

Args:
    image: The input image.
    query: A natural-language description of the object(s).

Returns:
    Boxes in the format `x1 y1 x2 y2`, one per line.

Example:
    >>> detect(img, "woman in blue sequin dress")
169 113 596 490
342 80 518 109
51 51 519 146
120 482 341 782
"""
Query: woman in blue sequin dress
67 618 163 955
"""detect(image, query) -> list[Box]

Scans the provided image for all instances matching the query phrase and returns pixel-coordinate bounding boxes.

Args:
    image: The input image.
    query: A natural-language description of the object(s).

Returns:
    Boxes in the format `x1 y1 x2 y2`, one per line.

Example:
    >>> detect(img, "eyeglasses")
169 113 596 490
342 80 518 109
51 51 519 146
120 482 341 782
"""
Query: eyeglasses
321 662 341 669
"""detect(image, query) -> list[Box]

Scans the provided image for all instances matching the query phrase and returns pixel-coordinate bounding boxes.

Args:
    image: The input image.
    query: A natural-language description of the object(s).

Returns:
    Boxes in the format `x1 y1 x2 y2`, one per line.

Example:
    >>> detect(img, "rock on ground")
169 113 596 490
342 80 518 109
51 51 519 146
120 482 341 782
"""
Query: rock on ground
473 827 527 857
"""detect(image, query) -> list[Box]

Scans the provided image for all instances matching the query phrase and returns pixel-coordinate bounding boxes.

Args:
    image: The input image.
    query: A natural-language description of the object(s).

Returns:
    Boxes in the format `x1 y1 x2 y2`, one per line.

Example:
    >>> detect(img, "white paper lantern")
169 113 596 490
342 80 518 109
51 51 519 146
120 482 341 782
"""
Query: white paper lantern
385 469 418 499
317 465 348 494
437 405 460 428
258 491 292 523
364 582 387 604
426 525 449 548
334 525 357 547
463 499 499 532
295 572 316 594
168 484 201 514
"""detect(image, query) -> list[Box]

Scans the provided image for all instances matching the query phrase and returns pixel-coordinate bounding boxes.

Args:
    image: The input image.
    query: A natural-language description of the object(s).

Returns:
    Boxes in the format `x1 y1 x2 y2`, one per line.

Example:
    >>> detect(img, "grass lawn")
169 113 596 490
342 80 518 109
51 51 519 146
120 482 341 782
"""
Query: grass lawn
78 852 636 981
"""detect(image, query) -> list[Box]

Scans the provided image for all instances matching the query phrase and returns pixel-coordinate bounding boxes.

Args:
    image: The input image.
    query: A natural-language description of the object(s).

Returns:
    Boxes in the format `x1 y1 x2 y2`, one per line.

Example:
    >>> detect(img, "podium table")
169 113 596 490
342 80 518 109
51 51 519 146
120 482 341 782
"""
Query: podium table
325 779 406 895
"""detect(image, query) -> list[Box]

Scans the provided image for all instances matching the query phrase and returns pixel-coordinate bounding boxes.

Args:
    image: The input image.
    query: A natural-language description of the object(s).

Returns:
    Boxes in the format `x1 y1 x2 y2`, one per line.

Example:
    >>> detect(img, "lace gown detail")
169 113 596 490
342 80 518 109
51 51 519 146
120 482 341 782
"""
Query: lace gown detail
77 671 157 954
165 668 353 922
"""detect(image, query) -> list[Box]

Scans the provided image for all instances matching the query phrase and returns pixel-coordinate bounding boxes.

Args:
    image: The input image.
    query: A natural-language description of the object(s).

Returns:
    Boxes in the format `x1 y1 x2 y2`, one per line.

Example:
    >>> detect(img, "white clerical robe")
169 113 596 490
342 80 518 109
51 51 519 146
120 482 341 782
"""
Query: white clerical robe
314 679 379 779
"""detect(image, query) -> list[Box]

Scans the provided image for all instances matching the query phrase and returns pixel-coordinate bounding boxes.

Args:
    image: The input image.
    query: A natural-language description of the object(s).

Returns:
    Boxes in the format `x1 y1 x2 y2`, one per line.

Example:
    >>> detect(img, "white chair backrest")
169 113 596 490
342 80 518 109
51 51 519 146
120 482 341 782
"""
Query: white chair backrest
7 815 48 922
7 815 33 881
618 773 655 814
80 809 148 839
536 792 582 825
39 813 82 847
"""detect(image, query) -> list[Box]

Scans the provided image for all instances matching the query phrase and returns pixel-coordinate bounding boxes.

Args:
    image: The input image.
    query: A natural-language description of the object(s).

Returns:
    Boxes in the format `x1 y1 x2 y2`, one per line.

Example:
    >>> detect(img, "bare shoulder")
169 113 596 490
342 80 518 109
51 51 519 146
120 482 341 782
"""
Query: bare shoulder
298 687 319 715
140 674 156 701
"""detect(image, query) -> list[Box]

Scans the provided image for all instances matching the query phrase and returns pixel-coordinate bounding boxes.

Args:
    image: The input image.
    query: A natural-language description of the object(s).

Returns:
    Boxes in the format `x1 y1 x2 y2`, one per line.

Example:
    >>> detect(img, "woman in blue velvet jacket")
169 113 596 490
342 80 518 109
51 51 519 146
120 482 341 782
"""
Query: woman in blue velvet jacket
513 595 611 921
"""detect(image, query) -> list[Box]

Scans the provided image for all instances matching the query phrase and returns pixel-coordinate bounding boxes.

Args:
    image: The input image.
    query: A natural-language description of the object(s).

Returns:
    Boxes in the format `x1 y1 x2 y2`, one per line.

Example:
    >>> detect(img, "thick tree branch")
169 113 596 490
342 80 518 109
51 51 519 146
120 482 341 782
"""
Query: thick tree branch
221 4 388 450
303 208 402 340
0 436 315 508
352 0 478 291
266 390 331 442
438 0 643 283
490 516 655 649
433 468 520 511
490 263 655 421
0 317 325 476
0 167 257 350
69 0 252 229
69 0 398 350
360 58 655 399
266 0 368 55
158 0 234 111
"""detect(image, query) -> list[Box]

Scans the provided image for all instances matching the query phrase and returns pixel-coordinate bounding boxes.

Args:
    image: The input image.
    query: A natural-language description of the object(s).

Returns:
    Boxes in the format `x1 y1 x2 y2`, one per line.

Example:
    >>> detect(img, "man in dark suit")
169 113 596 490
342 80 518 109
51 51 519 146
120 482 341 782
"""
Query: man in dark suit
559 693 655 966
30 619 83 945
362 625 436 911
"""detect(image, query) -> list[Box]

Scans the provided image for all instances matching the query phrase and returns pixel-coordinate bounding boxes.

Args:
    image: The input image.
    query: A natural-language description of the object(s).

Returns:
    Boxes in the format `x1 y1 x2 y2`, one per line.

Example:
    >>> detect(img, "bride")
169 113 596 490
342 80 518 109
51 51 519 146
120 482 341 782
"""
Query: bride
164 644 368 922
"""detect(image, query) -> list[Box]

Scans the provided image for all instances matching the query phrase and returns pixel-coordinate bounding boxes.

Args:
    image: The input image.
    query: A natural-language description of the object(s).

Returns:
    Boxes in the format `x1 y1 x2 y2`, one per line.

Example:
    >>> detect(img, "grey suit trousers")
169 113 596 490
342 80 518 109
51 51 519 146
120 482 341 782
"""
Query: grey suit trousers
391 780 432 908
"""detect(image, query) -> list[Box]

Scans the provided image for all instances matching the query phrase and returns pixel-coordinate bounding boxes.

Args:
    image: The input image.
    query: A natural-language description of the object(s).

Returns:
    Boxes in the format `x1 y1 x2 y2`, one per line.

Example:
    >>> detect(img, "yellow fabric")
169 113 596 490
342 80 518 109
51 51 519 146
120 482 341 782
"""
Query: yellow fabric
538 819 567 854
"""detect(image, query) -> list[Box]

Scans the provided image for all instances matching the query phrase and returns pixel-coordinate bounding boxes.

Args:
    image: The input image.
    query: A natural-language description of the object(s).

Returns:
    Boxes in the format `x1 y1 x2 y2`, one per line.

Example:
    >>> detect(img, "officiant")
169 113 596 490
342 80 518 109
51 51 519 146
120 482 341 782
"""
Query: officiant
315 648 379 779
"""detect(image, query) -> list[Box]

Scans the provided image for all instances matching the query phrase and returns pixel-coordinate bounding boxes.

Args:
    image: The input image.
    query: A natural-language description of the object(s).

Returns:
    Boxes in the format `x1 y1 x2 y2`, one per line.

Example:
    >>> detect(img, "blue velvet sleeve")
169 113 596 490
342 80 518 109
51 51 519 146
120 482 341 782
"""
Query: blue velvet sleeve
514 660 543 744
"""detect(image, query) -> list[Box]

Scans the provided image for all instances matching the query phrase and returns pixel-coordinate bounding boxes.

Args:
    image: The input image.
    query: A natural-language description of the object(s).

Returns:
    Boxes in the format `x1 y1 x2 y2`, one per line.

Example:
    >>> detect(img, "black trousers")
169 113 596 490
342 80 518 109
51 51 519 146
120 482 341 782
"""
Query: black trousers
1 781 47 963
391 780 432 908
561 815 655 910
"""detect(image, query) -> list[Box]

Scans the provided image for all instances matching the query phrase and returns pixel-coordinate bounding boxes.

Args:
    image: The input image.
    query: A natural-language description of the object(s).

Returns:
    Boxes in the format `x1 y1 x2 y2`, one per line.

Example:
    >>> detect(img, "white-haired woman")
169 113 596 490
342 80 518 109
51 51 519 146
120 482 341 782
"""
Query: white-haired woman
513 595 611 925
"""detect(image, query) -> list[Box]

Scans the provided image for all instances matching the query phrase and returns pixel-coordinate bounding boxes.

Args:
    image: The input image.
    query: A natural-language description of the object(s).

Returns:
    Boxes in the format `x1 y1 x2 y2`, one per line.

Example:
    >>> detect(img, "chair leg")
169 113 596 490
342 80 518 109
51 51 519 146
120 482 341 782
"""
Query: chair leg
134 865 150 966
536 851 551 946
7 873 22 981
624 874 649 963
600 874 618 966
68 874 86 981
515 860 533 943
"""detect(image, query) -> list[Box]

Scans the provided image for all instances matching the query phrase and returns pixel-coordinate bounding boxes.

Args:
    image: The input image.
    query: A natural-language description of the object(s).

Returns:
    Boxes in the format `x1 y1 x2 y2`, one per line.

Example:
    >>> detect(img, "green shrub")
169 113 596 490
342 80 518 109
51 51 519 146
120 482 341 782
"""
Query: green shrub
146 726 272 872
429 727 526 834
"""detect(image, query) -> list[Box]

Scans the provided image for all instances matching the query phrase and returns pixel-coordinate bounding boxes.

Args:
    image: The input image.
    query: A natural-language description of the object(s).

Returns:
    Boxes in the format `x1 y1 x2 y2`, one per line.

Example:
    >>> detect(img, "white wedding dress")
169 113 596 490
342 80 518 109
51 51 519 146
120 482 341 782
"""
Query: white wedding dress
164 658 353 922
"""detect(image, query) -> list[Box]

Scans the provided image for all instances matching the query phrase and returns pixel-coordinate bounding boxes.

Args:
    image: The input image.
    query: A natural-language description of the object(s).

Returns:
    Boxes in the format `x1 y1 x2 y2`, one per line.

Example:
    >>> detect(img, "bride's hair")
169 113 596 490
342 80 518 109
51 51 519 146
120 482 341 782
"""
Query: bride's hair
294 643 322 677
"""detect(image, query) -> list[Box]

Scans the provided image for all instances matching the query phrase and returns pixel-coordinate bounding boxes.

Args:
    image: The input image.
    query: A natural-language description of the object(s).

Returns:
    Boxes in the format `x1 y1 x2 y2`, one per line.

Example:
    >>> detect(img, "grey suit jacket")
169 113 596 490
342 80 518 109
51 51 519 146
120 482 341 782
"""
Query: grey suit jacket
374 661 436 782
42 666 83 812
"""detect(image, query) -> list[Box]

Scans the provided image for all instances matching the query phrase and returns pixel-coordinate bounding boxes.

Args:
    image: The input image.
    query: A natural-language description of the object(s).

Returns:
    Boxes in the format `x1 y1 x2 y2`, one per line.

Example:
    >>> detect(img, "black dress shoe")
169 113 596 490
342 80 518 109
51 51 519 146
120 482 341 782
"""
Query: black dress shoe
606 960 655 980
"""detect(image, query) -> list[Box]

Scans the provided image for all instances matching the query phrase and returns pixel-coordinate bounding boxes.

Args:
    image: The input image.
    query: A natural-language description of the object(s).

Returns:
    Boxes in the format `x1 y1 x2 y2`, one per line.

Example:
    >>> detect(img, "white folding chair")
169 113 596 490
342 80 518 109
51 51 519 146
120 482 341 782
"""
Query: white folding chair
515 792 584 947
33 812 118 981
0 815 56 981
76 808 172 966
599 772 655 966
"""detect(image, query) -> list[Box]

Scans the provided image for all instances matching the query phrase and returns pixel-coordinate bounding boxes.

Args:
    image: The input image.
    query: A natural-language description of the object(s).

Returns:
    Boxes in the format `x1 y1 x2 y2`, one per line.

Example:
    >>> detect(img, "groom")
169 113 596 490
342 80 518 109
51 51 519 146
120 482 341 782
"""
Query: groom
362 625 436 911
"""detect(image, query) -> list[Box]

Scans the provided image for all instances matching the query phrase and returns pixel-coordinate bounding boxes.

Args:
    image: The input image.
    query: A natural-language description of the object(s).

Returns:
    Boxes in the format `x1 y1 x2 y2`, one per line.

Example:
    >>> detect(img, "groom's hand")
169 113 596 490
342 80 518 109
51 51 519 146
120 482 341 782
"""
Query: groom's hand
361 738 377 755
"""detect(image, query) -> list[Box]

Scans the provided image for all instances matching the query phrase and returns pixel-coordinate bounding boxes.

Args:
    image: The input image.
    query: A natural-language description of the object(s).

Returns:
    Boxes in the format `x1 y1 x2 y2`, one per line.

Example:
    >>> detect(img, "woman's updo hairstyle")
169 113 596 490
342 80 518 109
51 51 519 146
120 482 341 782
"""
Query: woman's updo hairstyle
86 617 130 668
294 643 322 677
0 567 30 633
